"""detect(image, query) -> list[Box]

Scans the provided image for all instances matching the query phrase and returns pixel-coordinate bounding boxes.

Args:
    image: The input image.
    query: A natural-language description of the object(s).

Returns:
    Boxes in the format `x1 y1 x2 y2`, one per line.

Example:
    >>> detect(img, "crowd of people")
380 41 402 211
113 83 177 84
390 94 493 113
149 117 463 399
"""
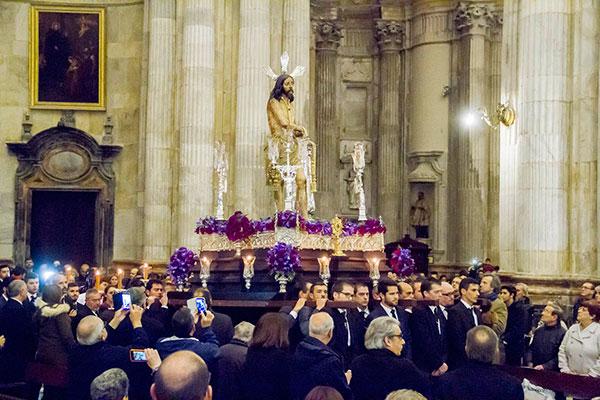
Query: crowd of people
0 259 599 400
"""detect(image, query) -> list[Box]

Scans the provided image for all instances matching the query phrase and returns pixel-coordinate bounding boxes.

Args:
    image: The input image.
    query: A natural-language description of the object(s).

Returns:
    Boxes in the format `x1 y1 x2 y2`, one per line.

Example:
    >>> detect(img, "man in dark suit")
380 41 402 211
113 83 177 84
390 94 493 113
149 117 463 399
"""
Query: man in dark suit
24 272 40 317
447 277 481 369
72 288 102 333
354 282 371 321
434 325 524 400
0 280 37 383
0 263 10 285
410 279 448 376
327 280 366 368
279 279 313 348
367 278 412 359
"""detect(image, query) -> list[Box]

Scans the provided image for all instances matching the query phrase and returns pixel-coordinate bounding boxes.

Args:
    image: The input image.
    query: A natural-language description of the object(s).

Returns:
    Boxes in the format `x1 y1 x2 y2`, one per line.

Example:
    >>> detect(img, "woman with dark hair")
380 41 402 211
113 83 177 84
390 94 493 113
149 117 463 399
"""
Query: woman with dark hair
559 300 600 377
304 386 344 400
240 312 292 400
34 284 76 399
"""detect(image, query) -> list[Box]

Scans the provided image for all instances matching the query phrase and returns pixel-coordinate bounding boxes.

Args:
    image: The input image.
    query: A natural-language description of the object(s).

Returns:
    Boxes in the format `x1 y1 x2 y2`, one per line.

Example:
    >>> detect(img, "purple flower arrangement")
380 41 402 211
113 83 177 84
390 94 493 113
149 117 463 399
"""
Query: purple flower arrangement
196 216 227 235
276 210 298 228
357 218 387 235
389 247 415 278
225 211 255 242
252 216 275 233
267 242 301 276
168 246 198 287
300 218 333 235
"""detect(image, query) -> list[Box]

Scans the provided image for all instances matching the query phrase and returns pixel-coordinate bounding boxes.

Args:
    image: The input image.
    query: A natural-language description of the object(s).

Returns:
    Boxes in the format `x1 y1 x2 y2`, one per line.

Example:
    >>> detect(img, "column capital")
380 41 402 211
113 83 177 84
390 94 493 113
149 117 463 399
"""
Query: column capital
375 20 405 52
313 20 343 51
454 2 498 36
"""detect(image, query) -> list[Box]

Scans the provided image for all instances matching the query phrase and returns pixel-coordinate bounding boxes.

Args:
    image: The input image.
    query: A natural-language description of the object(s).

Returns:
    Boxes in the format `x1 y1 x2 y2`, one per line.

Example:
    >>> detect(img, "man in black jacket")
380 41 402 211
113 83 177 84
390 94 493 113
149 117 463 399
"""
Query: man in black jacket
193 287 234 346
291 312 352 400
434 325 524 400
69 305 151 400
0 280 37 383
500 285 529 365
447 277 481 369
410 279 448 376
327 280 365 368
214 321 254 400
529 301 566 371
72 288 102 333
350 316 431 400
367 278 412 359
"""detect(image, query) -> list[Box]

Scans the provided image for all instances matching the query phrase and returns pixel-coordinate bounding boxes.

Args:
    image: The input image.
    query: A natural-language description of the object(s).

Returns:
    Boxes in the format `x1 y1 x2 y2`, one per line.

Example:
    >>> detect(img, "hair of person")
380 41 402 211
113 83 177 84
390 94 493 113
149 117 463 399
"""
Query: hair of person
42 284 63 305
48 273 66 286
129 278 145 288
420 279 441 296
172 308 195 338
377 278 399 295
459 277 478 293
364 316 400 350
385 389 427 400
304 385 344 400
67 282 79 289
269 74 294 102
90 368 129 400
250 312 289 349
104 284 116 295
331 280 354 294
85 288 99 298
13 265 26 276
293 277 312 297
546 301 564 321
145 278 164 292
0 263 10 271
458 269 469 278
355 281 369 291
76 316 105 345
233 321 255 343
193 287 213 309
129 286 147 307
482 273 502 293
310 281 327 294
25 271 38 282
515 282 529 296
582 300 600 322
465 325 498 364
309 312 334 337
500 285 516 299
153 351 210 400
7 279 26 297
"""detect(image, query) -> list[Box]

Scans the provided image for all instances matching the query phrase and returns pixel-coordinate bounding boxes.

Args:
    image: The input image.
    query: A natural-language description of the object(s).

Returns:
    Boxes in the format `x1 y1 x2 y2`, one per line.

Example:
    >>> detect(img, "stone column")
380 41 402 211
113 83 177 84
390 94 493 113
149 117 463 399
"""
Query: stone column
375 20 404 241
233 0 271 217
283 0 311 125
500 0 571 275
142 0 176 261
453 3 496 264
177 0 215 248
314 20 342 217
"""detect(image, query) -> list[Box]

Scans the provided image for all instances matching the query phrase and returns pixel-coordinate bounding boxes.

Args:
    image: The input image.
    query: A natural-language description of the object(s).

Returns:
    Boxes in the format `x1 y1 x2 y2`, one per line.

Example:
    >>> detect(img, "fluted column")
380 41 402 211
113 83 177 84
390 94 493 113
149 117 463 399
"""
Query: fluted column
177 0 215 248
142 0 176 261
314 20 342 217
500 0 571 275
454 3 496 263
375 20 404 241
283 0 310 125
570 1 599 276
233 0 271 217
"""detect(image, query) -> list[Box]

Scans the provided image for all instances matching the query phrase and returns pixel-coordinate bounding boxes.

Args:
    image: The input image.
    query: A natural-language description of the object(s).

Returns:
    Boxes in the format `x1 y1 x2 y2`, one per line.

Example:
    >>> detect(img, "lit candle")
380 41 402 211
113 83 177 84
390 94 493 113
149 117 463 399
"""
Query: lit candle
117 268 124 289
142 263 151 280
66 266 73 282
95 270 101 290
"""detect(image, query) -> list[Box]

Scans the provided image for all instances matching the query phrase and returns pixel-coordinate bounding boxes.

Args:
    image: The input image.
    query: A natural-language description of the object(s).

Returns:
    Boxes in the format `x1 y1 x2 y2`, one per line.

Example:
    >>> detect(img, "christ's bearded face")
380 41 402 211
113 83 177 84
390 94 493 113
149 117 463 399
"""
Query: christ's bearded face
283 77 294 97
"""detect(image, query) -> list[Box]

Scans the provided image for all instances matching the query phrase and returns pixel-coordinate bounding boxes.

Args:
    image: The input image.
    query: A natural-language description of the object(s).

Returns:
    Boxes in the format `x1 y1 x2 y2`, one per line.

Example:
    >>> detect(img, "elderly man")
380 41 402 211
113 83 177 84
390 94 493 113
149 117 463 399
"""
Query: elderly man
573 281 596 323
439 281 455 319
72 288 102 333
151 351 212 400
350 317 431 400
292 312 352 400
215 321 255 400
68 306 151 400
90 368 129 400
479 274 507 336
529 301 566 371
434 326 524 400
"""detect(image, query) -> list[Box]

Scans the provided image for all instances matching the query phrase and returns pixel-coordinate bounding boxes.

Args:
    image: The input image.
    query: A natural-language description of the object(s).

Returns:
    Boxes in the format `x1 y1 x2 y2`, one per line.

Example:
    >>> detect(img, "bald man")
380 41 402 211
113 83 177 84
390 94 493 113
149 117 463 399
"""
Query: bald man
151 351 212 400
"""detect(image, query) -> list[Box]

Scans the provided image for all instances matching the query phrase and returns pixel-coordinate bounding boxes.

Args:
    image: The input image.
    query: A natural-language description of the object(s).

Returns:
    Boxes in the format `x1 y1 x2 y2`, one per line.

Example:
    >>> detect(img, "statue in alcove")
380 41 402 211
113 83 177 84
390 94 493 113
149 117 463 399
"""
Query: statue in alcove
410 191 430 238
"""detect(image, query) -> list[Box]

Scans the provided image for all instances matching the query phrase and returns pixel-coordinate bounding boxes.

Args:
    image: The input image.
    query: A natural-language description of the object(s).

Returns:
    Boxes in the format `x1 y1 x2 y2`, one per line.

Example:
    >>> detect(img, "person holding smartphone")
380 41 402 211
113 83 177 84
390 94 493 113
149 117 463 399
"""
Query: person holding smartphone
155 307 220 372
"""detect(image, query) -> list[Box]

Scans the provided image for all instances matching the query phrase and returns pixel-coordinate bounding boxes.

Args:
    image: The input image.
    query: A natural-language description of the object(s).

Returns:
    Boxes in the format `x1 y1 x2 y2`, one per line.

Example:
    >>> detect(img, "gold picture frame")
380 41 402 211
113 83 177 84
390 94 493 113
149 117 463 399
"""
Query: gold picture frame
29 5 105 110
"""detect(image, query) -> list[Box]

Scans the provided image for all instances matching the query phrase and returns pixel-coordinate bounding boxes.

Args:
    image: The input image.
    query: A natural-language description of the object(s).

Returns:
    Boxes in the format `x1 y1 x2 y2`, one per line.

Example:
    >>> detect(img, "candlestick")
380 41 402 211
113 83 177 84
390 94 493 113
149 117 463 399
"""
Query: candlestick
141 263 151 281
117 268 123 289
95 270 101 290
242 254 256 289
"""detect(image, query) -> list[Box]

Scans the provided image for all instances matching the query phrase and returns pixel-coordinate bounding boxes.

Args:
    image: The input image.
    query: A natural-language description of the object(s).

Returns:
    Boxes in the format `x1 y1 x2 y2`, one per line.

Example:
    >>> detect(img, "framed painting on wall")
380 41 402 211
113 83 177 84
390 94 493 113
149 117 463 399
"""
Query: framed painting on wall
29 5 105 110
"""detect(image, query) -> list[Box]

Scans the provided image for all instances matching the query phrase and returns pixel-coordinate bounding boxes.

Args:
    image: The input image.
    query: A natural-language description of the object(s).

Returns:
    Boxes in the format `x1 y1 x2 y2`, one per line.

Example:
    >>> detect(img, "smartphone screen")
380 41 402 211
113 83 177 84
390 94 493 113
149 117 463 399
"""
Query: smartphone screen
122 293 132 310
130 349 147 362
196 297 207 313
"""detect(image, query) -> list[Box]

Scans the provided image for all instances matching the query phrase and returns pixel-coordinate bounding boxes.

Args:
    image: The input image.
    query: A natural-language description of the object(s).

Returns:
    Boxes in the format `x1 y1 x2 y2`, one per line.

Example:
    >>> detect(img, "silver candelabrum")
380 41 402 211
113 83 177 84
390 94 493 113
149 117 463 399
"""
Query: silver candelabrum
214 142 228 220
270 134 301 211
352 142 367 221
